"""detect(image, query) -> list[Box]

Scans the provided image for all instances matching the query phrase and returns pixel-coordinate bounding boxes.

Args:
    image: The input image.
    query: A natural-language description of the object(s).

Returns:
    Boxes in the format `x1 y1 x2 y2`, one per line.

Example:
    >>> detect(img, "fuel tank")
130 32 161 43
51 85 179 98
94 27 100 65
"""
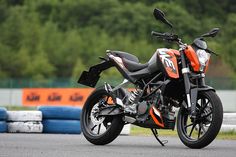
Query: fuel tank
148 48 180 79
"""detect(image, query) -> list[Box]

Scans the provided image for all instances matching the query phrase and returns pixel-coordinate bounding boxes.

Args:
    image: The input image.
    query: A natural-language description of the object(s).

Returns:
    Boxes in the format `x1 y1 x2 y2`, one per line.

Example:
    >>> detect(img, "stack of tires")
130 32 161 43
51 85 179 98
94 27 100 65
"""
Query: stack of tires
0 107 7 133
7 111 43 133
38 106 81 134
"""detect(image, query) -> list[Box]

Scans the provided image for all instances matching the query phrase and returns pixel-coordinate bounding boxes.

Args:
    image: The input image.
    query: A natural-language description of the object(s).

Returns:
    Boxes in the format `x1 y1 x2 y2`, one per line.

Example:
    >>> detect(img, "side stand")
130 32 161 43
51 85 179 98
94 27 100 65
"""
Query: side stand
151 128 168 146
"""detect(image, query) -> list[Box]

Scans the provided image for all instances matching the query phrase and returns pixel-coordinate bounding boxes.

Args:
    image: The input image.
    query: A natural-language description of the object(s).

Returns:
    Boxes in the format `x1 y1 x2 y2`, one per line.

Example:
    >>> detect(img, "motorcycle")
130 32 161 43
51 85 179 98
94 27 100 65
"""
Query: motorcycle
78 8 223 149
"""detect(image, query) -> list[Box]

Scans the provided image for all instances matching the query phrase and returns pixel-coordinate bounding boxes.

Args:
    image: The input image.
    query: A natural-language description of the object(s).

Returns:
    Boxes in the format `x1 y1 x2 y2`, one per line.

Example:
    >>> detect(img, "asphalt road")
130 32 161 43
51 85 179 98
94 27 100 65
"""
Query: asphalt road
0 134 236 157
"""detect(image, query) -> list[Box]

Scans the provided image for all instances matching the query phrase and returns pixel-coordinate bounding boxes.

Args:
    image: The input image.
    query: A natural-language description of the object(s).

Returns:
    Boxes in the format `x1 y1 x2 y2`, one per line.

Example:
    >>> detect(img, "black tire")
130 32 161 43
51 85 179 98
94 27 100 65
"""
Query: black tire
81 87 124 145
177 90 223 149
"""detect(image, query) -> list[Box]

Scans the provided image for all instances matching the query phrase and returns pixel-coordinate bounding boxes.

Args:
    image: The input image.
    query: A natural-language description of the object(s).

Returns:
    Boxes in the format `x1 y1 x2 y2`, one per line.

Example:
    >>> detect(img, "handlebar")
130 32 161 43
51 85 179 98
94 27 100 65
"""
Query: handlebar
151 30 219 56
151 31 179 42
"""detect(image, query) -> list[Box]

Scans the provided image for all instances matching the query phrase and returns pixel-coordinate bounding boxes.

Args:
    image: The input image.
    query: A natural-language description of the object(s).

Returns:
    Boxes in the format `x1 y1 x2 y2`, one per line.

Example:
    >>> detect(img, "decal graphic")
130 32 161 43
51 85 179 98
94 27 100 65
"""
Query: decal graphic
159 50 177 73
157 49 179 78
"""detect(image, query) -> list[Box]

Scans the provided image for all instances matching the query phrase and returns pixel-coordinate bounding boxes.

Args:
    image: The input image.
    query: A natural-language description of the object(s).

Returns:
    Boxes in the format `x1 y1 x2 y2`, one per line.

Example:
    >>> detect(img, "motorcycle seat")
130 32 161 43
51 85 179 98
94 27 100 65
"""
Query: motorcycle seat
110 51 139 62
110 51 148 72
122 58 148 72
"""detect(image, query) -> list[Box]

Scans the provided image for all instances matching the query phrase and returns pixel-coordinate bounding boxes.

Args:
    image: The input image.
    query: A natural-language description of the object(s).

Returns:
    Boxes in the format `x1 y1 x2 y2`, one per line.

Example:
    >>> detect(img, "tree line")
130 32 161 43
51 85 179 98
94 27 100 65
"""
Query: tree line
0 0 235 81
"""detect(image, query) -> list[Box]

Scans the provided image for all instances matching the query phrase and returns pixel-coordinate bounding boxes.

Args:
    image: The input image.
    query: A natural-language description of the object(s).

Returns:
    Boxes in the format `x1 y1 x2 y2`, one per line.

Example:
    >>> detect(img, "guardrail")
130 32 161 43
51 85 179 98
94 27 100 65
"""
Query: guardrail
0 77 235 89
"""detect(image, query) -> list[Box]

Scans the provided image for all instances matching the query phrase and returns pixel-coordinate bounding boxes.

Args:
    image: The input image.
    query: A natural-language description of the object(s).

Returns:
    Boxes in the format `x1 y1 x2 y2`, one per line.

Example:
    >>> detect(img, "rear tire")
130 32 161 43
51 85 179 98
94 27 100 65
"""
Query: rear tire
177 90 223 149
81 87 124 145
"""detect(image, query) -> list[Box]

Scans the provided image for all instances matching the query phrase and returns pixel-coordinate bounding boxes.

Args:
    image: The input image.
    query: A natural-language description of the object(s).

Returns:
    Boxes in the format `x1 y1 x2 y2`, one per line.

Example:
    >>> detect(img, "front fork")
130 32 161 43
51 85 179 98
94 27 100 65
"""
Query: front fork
180 49 198 118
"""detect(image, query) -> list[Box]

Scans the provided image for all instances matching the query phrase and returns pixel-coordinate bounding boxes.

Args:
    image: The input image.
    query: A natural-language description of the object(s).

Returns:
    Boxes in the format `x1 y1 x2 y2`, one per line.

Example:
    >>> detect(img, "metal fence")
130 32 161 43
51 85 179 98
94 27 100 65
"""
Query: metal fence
0 77 235 89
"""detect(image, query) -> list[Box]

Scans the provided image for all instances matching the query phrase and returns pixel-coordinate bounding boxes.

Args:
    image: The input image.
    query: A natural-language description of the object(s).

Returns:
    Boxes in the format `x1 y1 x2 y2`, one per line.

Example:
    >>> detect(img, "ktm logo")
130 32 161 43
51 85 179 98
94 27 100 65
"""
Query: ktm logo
48 93 62 101
26 93 40 101
70 93 83 102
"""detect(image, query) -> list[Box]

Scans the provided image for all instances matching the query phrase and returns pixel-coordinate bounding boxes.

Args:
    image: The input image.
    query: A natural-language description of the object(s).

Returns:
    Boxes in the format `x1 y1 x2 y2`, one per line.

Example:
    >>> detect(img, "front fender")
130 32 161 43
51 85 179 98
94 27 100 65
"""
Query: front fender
197 86 215 92
190 86 215 116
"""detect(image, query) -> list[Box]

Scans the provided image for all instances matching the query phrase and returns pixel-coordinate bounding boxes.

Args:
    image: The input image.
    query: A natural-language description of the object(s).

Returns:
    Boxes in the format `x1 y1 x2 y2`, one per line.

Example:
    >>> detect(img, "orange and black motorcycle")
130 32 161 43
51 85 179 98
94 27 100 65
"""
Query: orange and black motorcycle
78 8 223 149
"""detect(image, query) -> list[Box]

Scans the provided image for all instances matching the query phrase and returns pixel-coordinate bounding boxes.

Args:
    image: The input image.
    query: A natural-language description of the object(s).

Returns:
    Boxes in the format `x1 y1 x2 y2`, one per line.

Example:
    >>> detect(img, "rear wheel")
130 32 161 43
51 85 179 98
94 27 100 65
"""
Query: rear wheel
177 90 223 149
81 87 124 145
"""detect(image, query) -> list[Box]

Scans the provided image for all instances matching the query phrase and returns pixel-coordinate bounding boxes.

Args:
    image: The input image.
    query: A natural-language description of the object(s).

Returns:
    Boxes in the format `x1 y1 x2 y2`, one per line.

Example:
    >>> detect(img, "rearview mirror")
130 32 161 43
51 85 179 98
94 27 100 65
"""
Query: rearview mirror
201 28 220 38
153 8 173 28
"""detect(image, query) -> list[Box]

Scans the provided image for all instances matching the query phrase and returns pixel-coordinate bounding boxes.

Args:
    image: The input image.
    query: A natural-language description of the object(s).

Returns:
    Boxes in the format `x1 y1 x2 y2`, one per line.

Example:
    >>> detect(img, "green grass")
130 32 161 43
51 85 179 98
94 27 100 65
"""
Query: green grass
2 106 37 111
131 125 236 140
217 130 236 140
131 126 176 136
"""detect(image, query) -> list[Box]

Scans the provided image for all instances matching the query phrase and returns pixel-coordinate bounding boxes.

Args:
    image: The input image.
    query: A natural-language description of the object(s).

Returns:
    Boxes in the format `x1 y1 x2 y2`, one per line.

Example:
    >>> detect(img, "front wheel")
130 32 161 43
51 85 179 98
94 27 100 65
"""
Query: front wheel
81 87 125 145
177 90 223 149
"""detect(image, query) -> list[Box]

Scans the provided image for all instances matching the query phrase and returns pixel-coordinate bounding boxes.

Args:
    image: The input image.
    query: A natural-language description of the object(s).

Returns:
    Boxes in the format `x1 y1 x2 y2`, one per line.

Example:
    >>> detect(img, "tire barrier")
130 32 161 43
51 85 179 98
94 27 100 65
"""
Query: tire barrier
0 107 7 120
7 111 42 122
38 106 82 134
42 119 81 134
38 106 82 120
0 121 7 133
0 107 7 133
5 111 43 133
8 122 43 133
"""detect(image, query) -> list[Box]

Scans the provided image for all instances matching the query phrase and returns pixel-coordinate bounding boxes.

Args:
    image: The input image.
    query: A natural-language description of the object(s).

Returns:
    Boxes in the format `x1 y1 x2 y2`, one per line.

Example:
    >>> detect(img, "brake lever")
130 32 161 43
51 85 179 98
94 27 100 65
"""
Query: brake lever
99 56 109 61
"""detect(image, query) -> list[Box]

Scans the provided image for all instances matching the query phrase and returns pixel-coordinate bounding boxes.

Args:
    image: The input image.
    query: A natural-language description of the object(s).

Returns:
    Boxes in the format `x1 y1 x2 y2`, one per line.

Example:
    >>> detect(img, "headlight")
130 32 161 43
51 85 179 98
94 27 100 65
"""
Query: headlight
196 49 210 72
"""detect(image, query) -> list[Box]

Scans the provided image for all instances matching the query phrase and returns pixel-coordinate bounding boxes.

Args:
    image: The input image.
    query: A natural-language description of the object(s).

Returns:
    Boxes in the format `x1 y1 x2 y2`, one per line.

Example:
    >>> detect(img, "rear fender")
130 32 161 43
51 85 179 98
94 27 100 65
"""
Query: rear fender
78 60 113 87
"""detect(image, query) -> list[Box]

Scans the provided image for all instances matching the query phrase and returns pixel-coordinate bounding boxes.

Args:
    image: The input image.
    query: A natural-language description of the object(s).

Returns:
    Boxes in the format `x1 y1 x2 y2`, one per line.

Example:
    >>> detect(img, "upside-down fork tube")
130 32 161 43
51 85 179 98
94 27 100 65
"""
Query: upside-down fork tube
180 50 214 118
180 50 198 117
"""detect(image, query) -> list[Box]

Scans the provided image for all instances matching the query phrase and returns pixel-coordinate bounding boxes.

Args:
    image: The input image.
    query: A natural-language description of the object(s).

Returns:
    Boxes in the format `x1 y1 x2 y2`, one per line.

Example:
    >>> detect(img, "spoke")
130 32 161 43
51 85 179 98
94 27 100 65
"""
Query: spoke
189 123 197 137
91 125 97 131
201 99 204 107
184 123 194 129
183 116 188 133
202 112 212 118
196 103 201 110
201 100 210 111
97 124 101 134
198 124 202 139
201 124 207 133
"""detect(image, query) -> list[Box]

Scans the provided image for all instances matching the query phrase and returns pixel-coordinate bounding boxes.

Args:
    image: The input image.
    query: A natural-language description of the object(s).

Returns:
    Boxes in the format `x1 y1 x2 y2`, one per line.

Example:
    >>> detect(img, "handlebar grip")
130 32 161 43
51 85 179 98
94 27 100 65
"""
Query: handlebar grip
152 31 179 42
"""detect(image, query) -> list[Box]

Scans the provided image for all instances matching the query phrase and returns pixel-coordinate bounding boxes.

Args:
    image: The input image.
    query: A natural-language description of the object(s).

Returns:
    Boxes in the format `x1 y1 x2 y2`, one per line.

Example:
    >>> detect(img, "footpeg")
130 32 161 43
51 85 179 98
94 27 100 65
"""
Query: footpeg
124 104 137 114
123 116 136 123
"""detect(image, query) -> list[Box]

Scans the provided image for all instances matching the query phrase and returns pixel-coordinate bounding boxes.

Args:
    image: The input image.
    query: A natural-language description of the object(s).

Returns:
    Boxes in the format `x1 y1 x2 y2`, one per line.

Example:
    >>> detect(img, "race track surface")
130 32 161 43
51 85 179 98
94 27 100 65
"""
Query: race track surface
0 134 236 157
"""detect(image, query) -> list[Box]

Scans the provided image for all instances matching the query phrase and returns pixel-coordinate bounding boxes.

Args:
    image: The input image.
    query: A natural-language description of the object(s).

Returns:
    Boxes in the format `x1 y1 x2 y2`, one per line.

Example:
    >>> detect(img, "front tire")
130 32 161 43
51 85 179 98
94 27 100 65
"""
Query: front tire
177 90 223 149
81 87 124 145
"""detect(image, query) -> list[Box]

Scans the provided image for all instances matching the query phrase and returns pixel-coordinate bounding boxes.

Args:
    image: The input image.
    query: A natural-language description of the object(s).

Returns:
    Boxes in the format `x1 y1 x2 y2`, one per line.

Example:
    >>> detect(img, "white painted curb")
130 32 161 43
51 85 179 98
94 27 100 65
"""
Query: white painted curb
220 113 236 132
220 124 236 132
8 122 43 133
7 111 42 122
120 124 131 135
223 113 236 125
